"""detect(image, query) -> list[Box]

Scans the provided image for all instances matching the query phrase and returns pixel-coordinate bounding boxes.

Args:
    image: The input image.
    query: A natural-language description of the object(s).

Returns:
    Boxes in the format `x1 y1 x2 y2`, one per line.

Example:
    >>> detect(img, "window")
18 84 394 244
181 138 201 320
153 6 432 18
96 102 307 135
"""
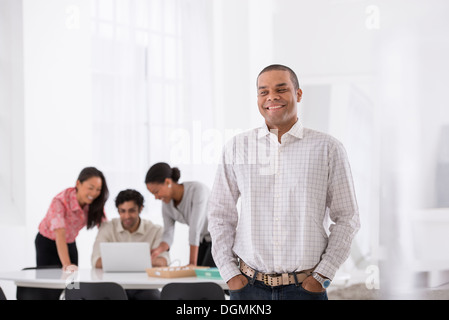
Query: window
90 0 214 216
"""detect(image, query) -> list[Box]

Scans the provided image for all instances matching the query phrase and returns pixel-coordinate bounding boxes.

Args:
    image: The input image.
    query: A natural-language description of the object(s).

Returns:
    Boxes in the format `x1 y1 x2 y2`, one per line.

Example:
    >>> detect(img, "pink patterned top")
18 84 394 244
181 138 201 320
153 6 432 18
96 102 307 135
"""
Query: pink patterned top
38 187 90 243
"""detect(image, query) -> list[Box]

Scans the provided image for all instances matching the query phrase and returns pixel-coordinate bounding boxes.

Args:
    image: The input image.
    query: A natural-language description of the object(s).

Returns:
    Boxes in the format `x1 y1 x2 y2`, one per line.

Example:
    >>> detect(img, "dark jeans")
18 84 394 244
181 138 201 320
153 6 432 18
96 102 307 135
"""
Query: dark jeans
35 233 78 267
230 274 328 300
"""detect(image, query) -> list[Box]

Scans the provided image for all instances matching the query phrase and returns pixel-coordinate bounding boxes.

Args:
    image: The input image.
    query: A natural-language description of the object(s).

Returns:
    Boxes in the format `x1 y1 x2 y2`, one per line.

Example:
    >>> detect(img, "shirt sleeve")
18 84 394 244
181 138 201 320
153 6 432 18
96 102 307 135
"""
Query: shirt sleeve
314 141 361 280
90 221 113 268
207 143 242 282
187 186 209 247
47 198 67 231
151 225 170 265
161 204 176 247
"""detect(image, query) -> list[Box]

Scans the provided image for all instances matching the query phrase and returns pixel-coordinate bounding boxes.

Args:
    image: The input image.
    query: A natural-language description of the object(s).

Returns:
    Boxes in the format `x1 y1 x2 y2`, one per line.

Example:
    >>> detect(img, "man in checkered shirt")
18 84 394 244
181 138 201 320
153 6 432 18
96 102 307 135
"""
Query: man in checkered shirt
208 64 360 300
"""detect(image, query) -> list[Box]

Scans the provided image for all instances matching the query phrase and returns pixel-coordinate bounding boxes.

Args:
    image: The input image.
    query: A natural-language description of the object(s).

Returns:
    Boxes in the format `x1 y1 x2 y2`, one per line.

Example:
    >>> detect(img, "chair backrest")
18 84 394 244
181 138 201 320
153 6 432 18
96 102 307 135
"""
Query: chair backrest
0 287 7 300
17 266 63 300
65 282 128 300
161 282 225 300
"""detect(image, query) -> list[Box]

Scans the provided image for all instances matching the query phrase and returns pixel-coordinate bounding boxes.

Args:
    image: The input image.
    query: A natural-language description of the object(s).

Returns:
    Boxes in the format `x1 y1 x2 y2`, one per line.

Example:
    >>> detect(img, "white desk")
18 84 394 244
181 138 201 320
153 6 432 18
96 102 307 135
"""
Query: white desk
0 268 228 290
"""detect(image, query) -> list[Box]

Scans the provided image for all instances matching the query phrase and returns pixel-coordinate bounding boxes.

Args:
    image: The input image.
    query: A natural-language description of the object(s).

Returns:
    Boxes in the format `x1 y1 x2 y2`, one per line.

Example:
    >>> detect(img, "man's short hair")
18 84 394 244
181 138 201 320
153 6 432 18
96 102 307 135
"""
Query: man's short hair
115 189 145 209
257 64 300 91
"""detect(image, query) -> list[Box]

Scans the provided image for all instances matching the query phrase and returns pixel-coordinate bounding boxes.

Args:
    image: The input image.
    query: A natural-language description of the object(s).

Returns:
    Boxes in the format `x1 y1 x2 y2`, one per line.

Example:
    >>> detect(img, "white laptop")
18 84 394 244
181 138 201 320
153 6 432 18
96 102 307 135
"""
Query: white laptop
100 242 152 272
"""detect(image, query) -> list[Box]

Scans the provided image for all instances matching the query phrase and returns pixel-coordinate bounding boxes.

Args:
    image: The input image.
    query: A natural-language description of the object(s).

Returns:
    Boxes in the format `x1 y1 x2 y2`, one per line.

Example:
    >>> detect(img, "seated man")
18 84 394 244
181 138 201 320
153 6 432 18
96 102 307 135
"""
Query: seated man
91 189 170 300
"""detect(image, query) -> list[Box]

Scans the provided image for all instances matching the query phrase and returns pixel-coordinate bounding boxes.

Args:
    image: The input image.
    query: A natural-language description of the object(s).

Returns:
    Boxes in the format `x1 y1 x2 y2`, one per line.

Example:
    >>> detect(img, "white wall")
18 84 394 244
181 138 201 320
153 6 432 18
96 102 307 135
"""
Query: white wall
0 0 93 299
373 0 449 296
0 0 25 226
22 0 93 264
0 0 25 299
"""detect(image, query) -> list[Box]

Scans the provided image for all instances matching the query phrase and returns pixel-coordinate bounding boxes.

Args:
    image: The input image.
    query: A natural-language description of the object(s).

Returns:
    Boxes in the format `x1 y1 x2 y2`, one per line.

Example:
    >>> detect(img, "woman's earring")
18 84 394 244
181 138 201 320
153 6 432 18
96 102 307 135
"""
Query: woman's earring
168 184 172 188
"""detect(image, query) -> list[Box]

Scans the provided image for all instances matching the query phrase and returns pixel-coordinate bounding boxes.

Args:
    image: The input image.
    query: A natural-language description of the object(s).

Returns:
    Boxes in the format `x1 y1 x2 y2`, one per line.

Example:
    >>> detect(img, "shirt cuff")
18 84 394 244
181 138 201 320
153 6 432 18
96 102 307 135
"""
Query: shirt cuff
219 261 242 283
313 259 338 280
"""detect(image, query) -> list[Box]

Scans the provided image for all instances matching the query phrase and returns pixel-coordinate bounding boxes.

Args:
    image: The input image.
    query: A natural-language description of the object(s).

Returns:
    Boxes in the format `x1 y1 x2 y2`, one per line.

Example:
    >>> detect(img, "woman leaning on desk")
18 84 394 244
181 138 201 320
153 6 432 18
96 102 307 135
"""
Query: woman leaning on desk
35 167 109 271
145 162 215 268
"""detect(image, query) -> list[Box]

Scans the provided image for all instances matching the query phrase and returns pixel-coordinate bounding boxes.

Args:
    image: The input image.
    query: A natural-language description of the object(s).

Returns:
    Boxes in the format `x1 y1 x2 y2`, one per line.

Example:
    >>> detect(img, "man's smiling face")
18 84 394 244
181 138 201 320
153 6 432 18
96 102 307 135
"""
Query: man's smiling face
257 69 302 133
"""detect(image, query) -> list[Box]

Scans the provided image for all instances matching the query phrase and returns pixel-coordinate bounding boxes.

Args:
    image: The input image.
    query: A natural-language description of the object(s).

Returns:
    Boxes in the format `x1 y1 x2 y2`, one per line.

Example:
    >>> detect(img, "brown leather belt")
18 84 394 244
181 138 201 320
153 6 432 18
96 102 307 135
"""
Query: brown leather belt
239 260 314 287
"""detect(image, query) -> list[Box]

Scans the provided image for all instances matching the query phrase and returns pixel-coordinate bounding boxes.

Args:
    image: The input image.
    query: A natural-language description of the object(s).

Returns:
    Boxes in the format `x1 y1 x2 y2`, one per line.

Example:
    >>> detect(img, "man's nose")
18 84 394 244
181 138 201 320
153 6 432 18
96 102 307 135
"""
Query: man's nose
267 93 280 101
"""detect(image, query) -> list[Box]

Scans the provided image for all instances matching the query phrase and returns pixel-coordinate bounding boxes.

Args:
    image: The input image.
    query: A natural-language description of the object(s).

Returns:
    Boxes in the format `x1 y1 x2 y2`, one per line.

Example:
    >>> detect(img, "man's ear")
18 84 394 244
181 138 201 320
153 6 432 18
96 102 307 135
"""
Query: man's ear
297 88 303 103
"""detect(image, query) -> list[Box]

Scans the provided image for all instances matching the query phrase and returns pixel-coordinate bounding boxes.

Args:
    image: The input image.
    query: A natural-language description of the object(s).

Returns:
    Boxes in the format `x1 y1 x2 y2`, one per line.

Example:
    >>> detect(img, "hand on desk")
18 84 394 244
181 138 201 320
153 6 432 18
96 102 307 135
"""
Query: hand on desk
63 264 78 272
151 242 169 260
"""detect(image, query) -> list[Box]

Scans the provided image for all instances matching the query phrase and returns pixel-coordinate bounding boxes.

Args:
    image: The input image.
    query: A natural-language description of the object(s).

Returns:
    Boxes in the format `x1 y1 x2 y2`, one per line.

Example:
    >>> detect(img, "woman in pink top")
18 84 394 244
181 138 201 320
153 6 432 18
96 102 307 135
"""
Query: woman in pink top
36 167 109 270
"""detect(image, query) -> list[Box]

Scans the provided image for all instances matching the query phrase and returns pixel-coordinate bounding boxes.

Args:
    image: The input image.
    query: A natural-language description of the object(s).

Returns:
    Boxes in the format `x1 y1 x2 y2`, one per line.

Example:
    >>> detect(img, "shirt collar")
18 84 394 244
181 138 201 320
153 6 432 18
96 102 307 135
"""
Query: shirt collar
257 120 304 140
135 218 145 234
68 187 85 212
257 124 270 139
287 120 304 139
115 217 145 235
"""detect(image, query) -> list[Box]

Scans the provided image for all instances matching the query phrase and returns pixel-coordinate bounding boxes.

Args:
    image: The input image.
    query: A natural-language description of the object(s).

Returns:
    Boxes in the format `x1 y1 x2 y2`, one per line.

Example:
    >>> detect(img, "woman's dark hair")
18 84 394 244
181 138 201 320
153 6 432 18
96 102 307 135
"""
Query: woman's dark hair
77 167 109 229
115 189 144 209
145 162 181 184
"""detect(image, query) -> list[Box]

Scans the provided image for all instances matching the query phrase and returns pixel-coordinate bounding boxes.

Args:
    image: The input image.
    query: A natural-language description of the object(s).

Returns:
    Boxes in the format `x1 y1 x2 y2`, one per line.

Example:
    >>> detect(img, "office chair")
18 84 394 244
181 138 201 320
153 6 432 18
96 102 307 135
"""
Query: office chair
16 266 63 300
64 282 128 300
161 282 225 300
0 286 7 300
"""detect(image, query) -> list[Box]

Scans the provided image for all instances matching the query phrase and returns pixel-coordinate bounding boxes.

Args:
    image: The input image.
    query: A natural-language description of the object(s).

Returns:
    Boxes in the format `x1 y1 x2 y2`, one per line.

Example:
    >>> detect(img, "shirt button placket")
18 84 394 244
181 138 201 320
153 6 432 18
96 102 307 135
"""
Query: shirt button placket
273 146 282 272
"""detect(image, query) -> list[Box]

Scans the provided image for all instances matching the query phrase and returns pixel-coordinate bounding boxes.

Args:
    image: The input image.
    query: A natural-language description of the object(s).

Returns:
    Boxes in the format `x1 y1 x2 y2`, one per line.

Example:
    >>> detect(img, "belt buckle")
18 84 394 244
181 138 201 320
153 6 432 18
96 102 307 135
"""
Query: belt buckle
263 273 273 286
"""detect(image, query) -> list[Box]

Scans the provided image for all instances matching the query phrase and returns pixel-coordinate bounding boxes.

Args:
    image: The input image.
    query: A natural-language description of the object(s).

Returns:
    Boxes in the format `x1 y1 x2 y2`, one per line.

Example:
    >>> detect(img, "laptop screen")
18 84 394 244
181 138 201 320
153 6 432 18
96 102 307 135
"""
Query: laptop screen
100 242 152 272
